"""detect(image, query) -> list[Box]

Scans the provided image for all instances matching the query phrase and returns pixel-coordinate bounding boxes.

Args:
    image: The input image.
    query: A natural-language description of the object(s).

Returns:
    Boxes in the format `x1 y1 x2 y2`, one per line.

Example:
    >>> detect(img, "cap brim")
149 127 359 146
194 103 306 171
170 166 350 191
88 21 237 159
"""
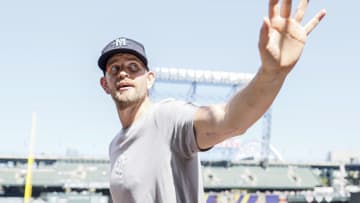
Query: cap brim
98 49 148 71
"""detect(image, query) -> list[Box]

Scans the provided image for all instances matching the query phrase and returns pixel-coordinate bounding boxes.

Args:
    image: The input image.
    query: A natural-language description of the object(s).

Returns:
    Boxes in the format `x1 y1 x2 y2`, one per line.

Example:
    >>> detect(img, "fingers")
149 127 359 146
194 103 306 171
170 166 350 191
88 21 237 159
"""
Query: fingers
294 0 309 22
269 0 280 19
281 0 292 18
305 9 326 34
270 0 293 19
268 0 326 35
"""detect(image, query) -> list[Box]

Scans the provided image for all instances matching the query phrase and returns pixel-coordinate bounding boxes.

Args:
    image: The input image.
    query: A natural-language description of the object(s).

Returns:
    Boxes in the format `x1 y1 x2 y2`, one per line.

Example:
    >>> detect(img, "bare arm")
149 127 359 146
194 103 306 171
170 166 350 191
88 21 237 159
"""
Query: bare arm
194 0 326 149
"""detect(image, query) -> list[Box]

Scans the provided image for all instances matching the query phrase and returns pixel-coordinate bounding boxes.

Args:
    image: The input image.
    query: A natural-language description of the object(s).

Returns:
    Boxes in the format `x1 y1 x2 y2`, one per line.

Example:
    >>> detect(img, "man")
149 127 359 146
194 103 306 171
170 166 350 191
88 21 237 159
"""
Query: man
98 0 326 202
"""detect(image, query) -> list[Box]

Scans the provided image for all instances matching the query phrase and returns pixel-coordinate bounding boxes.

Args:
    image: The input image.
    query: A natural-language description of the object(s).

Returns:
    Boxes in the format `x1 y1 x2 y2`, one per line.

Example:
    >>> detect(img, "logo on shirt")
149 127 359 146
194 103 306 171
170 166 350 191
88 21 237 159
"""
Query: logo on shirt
112 152 128 183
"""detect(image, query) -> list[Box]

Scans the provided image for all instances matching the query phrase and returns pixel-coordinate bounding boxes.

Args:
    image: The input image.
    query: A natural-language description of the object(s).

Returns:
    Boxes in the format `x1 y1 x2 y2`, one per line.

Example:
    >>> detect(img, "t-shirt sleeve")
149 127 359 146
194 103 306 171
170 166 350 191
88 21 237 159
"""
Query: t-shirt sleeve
156 100 200 159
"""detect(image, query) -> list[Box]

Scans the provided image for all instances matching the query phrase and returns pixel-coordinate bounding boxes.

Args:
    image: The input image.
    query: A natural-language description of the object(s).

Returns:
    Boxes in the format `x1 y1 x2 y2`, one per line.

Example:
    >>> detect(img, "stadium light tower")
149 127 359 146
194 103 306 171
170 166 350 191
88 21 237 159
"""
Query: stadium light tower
153 67 272 162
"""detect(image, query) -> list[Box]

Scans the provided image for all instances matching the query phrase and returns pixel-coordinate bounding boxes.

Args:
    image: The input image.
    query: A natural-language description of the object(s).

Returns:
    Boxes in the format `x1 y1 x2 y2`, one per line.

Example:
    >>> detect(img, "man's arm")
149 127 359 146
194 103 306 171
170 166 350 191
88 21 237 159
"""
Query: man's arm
194 0 326 149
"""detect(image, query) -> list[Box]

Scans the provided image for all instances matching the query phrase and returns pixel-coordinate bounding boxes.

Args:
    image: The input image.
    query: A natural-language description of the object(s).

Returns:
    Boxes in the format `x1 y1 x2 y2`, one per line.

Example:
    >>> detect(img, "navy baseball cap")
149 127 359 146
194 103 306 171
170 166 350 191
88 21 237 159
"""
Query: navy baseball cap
98 37 148 71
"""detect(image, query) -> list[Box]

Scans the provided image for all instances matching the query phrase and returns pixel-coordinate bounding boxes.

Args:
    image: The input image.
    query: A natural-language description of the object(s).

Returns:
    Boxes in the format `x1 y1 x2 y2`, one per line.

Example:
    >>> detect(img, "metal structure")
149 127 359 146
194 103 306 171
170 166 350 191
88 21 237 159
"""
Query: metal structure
154 67 254 86
261 109 272 166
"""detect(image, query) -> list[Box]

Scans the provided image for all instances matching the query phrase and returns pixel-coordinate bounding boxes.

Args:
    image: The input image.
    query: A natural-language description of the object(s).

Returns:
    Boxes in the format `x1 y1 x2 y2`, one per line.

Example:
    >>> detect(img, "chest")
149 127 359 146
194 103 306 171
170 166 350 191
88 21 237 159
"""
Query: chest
109 130 173 194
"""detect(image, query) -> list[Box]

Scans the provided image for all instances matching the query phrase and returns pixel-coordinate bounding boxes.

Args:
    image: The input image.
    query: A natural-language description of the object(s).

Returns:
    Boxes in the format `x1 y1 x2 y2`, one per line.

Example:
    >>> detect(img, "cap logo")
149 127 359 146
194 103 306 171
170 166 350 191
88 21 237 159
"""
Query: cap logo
115 38 127 47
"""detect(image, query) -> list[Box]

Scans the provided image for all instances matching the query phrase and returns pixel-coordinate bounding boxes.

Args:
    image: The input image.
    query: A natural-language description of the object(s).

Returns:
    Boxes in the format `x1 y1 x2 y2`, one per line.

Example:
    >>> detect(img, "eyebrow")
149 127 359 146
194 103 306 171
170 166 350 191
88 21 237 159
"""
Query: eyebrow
106 56 141 67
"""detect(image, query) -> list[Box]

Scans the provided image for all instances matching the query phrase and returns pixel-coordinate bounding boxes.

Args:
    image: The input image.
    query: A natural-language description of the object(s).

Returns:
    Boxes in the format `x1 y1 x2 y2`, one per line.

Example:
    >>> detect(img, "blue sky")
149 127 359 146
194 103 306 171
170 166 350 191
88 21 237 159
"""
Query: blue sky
0 0 359 162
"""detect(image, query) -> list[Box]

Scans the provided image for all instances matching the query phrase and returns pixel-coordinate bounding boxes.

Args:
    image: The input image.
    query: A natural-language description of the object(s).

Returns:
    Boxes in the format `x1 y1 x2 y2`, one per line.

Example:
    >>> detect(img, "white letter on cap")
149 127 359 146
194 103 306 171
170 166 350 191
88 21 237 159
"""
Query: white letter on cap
115 38 127 47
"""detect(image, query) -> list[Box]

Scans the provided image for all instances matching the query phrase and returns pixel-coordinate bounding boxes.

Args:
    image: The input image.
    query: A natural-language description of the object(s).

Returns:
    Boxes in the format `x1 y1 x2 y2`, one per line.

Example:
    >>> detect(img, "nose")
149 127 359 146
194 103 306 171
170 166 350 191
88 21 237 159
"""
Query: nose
118 69 129 79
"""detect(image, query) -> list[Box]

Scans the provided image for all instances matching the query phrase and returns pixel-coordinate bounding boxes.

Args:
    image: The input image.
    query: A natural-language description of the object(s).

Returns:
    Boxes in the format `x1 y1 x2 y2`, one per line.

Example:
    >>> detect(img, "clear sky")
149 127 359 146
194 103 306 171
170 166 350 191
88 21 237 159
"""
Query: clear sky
0 0 359 162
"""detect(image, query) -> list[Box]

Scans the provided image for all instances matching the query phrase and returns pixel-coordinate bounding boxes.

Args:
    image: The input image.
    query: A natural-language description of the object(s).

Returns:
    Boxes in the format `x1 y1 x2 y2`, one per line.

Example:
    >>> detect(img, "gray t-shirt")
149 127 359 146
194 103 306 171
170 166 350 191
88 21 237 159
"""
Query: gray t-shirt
109 99 205 203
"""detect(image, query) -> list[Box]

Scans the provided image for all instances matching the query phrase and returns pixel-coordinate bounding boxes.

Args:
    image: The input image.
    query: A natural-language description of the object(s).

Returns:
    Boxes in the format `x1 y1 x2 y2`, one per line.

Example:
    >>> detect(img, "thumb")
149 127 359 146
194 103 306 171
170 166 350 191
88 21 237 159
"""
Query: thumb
259 16 271 50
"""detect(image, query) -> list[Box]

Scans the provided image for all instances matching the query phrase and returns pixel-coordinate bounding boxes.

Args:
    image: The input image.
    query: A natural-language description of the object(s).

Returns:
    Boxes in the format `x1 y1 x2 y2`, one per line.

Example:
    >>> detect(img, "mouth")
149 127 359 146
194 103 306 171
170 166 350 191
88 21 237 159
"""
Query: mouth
116 82 134 91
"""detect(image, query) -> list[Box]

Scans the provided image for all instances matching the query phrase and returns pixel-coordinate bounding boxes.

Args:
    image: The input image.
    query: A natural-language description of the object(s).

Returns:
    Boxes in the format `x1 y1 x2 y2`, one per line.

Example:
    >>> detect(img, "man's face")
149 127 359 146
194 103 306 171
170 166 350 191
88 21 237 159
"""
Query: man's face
100 53 154 109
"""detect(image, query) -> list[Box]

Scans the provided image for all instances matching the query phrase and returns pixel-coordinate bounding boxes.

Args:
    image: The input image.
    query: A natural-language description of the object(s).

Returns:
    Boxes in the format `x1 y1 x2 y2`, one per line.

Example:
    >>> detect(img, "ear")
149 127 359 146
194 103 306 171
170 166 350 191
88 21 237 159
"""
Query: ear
146 71 155 90
100 77 111 94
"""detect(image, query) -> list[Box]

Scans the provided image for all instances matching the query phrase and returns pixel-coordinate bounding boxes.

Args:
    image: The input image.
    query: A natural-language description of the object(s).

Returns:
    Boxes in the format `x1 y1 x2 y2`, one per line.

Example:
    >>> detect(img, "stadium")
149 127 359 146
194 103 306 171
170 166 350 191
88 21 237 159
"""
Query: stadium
1 68 359 203
0 155 360 202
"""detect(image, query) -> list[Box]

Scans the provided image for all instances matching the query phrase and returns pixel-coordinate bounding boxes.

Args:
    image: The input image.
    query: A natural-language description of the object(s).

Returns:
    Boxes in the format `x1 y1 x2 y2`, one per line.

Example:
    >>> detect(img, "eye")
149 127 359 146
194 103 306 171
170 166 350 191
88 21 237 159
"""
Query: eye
128 63 140 73
110 65 120 74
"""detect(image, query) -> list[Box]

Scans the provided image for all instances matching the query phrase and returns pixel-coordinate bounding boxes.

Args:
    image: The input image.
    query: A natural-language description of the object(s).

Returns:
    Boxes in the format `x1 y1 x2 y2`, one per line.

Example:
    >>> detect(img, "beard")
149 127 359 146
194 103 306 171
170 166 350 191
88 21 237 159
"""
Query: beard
112 88 147 110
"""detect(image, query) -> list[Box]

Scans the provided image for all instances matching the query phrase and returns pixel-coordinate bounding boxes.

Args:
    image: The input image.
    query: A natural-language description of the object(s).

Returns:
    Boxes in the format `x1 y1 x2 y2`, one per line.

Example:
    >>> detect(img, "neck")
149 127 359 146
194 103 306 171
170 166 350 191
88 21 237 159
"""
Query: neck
116 97 153 129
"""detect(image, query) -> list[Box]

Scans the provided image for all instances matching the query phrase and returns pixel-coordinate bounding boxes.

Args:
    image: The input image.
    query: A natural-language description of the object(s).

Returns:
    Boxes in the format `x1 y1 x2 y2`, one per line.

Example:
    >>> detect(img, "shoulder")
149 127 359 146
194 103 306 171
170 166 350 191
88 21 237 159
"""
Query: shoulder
150 98 199 126
154 98 198 114
157 98 198 108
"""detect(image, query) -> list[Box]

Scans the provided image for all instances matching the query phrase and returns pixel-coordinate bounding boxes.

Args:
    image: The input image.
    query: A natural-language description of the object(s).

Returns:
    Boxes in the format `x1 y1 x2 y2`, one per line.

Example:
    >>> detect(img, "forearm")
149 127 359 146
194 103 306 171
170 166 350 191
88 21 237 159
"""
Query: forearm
223 66 288 134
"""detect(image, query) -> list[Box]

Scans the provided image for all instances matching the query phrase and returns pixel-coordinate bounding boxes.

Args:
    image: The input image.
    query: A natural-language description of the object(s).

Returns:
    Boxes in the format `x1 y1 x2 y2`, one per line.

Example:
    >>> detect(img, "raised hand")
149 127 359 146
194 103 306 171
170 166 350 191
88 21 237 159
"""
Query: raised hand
259 0 326 74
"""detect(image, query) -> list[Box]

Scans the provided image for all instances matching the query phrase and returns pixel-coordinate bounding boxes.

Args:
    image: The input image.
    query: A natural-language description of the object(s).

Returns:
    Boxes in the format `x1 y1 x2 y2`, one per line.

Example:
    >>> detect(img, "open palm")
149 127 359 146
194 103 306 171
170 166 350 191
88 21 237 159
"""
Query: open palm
259 0 326 74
